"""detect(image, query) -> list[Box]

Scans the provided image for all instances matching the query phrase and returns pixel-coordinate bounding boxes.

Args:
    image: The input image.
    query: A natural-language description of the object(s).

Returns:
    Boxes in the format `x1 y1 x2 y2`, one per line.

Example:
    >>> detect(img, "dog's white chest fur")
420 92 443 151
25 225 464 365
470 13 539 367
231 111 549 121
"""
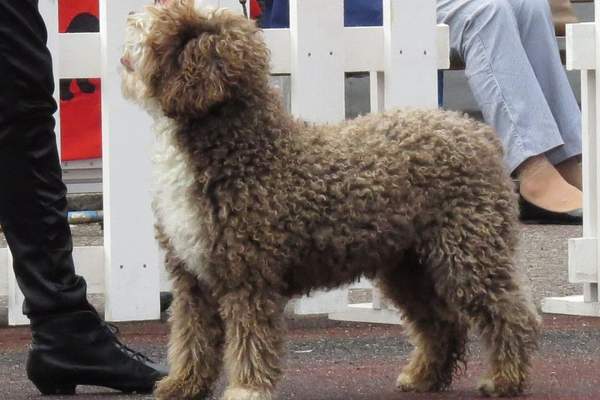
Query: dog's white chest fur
152 118 209 280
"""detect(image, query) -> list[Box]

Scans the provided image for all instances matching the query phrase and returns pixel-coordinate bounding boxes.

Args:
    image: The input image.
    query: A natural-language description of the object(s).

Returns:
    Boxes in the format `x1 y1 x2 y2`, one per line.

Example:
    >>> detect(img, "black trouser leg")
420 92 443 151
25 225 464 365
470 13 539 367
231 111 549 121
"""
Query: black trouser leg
0 0 91 319
0 5 167 392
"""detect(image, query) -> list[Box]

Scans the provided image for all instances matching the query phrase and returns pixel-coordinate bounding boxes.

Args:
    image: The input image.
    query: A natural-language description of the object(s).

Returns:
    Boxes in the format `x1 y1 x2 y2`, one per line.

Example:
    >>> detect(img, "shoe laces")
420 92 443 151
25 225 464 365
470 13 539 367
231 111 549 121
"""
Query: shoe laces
102 322 157 364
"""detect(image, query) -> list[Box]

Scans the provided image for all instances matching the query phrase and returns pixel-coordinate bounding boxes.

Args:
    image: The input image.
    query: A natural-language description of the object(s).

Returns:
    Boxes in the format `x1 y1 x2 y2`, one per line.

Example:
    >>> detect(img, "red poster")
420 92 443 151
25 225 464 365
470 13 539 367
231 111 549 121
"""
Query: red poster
59 0 102 161
250 0 262 18
57 0 261 161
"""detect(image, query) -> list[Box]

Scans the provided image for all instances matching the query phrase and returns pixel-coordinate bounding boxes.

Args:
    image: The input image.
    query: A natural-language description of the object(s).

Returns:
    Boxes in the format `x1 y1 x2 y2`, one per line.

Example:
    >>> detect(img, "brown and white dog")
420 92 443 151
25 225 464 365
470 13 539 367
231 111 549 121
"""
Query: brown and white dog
121 1 540 399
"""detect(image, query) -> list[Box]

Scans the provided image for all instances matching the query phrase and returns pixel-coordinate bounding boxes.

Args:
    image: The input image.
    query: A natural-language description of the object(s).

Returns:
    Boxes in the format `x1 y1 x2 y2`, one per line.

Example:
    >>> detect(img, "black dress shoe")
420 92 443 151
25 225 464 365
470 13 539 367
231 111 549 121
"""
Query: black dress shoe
27 310 168 395
519 195 582 225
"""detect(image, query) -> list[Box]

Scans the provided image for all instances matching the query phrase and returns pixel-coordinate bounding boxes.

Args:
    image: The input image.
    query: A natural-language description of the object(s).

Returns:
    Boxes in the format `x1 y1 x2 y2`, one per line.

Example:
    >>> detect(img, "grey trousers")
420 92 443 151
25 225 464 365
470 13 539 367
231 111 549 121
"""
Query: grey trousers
437 0 582 173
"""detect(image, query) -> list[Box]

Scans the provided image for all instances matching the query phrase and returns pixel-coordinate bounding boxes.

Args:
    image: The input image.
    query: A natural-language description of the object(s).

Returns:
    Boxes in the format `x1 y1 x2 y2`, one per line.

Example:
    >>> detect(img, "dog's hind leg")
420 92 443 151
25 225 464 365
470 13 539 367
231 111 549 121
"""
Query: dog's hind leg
420 220 541 397
377 250 468 393
154 260 224 400
219 290 287 400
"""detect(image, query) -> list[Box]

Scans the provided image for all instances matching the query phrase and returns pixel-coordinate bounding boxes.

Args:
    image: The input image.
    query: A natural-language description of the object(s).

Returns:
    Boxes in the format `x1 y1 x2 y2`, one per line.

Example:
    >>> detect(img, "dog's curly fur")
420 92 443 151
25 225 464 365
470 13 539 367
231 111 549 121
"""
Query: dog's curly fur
121 1 541 399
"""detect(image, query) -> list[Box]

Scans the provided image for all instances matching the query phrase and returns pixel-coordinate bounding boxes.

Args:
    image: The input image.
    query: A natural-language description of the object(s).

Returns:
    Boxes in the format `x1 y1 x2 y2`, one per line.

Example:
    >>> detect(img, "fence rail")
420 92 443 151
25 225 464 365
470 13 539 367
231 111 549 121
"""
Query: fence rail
2 0 449 325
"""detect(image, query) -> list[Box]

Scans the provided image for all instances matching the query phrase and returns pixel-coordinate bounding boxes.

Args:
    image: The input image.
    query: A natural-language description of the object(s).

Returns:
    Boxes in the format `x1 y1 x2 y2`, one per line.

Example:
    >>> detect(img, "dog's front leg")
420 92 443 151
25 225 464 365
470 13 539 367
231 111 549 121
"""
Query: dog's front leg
154 262 224 400
220 290 287 400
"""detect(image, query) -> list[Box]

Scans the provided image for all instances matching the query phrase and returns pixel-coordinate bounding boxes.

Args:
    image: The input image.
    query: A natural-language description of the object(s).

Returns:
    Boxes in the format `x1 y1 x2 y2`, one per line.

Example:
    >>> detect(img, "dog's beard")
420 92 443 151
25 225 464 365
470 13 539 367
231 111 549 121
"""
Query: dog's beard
121 68 147 102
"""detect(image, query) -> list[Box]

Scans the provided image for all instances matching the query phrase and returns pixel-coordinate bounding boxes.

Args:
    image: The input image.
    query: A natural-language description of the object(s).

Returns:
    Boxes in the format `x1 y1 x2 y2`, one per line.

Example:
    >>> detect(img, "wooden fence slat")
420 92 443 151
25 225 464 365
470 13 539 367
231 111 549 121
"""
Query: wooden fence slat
7 251 28 325
589 0 600 303
288 0 349 314
383 0 438 109
289 0 345 123
265 25 450 75
59 33 102 78
100 0 161 322
567 23 596 70
0 249 6 296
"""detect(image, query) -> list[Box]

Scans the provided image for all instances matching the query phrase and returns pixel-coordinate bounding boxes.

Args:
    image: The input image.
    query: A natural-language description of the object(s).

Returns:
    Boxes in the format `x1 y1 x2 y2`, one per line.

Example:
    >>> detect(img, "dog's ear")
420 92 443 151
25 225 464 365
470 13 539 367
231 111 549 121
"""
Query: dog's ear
158 28 230 119
146 2 270 119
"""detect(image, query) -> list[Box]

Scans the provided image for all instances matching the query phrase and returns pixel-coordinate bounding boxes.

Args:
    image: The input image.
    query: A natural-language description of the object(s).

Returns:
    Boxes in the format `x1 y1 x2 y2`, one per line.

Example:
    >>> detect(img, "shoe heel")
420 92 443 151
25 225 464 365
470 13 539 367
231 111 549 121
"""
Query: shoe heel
33 381 76 395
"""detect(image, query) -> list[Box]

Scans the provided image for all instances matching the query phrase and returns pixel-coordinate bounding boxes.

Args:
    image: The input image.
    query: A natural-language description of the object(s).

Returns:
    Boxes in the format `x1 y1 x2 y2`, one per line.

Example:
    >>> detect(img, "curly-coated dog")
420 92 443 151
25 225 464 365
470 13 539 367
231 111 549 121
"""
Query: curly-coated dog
121 1 540 399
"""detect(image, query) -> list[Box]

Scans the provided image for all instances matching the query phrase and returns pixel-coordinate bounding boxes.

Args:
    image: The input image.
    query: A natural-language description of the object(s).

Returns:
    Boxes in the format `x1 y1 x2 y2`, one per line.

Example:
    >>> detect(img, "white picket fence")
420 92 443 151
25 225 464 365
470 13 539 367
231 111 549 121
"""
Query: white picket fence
542 0 600 317
0 0 450 325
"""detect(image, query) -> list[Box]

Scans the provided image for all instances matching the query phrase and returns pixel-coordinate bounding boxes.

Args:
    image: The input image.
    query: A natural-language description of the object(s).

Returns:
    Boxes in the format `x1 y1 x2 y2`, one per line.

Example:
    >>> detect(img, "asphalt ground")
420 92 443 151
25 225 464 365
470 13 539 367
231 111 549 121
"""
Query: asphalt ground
1 315 600 400
1 223 597 399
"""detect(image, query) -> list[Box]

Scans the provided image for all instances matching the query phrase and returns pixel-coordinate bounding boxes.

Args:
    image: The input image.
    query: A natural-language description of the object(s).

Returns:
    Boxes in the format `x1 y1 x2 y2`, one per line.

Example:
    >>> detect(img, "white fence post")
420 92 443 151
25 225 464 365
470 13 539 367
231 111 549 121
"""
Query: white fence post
293 0 440 321
290 0 345 122
542 17 600 316
288 0 349 314
39 0 62 156
584 65 599 303
369 71 385 114
7 251 28 326
383 0 438 109
330 0 440 324
592 0 600 307
100 0 161 322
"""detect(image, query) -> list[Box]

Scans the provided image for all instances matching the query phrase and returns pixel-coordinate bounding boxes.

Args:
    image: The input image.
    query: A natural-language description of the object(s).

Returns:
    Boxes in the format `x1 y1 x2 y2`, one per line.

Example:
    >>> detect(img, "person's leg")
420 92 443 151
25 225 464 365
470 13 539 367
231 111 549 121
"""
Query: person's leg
437 0 562 173
436 0 581 213
0 0 166 394
0 0 91 318
506 0 582 189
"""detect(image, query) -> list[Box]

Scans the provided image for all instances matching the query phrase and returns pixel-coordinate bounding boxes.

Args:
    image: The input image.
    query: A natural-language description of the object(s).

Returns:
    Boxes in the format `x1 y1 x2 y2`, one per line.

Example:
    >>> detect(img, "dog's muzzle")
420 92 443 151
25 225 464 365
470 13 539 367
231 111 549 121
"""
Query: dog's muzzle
120 56 134 72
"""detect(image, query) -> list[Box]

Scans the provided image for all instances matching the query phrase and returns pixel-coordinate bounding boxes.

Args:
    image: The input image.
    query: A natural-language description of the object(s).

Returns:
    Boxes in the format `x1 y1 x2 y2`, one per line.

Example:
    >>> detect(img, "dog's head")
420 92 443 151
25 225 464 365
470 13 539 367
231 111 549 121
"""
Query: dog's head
121 0 270 119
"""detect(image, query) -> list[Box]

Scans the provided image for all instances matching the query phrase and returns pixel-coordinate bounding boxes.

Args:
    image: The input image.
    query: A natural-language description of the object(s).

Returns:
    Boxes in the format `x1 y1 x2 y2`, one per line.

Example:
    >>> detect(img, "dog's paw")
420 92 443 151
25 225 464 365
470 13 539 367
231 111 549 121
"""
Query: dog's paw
478 377 523 398
396 373 441 393
154 376 207 400
222 387 272 400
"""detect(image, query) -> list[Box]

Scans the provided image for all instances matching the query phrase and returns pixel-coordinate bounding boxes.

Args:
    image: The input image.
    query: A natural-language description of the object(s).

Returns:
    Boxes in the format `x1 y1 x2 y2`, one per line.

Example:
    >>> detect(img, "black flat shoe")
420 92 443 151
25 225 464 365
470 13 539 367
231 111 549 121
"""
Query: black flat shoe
519 195 582 225
27 310 168 395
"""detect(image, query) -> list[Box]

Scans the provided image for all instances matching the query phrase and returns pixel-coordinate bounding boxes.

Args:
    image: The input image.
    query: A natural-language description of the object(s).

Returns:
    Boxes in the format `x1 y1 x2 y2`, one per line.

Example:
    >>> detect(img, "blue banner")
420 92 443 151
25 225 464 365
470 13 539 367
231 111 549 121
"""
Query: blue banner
261 0 383 29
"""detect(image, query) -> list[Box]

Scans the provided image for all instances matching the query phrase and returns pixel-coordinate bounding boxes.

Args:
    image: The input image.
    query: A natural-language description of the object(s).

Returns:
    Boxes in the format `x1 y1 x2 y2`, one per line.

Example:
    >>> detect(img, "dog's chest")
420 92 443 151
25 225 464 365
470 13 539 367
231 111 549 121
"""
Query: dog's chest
152 120 210 280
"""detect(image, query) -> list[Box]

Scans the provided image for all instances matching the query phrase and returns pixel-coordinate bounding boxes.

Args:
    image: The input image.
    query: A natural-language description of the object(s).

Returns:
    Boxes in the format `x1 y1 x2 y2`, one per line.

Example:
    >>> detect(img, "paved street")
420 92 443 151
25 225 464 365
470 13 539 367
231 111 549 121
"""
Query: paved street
1 223 598 399
1 315 600 399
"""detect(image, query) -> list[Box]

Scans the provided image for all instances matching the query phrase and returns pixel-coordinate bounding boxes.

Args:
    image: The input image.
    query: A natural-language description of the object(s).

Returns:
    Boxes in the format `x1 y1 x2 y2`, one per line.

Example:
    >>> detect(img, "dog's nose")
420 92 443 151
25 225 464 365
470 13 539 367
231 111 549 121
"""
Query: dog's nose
128 11 135 15
120 57 134 72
